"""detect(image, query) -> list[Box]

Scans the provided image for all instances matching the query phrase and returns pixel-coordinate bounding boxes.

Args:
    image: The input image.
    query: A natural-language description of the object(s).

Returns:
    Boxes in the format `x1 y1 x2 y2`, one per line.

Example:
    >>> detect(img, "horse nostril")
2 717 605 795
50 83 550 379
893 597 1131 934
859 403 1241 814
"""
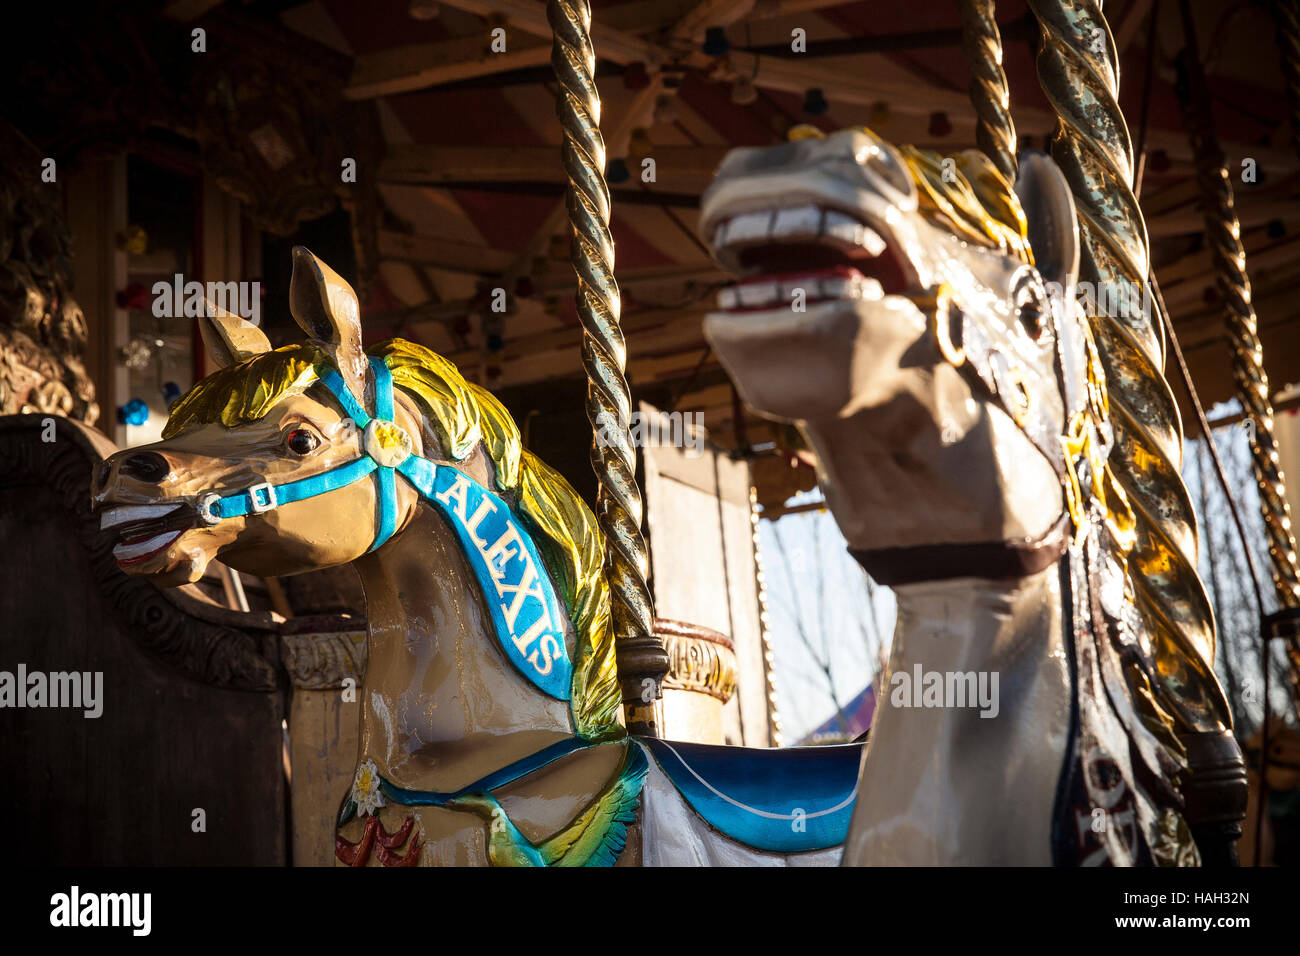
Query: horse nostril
119 452 171 484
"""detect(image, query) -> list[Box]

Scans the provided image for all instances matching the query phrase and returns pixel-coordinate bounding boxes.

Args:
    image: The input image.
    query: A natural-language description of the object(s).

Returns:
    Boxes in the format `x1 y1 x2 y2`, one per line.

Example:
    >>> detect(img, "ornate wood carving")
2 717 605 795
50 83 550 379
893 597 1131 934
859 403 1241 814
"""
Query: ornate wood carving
281 617 368 691
657 618 738 704
0 122 98 424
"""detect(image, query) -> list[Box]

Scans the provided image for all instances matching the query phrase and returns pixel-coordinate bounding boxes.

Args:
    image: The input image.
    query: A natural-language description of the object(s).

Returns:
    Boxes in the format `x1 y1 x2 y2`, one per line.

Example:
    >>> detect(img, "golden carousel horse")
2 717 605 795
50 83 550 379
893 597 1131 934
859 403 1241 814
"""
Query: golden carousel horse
92 247 862 866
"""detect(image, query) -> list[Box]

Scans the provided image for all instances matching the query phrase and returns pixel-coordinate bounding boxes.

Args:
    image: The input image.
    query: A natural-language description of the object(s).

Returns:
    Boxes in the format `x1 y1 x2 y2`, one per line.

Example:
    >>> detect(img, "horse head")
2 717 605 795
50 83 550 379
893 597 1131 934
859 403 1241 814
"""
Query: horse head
702 128 1203 865
90 248 429 586
701 128 1090 574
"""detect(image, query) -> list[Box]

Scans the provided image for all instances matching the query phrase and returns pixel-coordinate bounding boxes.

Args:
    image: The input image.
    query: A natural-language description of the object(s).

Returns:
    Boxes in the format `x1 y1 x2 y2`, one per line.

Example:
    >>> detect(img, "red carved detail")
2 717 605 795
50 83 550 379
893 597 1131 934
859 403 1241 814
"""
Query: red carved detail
336 814 422 867
335 817 379 866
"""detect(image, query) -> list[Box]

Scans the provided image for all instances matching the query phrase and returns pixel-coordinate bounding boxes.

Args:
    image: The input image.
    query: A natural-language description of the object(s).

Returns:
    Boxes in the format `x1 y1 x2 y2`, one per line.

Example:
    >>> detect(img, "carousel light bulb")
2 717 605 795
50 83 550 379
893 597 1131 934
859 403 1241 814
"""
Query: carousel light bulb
628 128 653 160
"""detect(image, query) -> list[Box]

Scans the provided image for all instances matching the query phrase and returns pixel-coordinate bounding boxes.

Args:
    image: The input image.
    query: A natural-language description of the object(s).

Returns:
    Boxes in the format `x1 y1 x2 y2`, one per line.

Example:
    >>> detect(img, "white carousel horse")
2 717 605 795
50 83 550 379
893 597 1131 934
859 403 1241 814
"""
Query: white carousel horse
700 127 1215 865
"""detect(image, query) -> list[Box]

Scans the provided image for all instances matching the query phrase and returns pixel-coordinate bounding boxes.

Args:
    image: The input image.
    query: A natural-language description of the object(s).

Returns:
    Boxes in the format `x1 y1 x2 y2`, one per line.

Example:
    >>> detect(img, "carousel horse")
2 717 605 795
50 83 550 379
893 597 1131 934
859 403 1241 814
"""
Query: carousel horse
700 126 1223 865
91 247 862 866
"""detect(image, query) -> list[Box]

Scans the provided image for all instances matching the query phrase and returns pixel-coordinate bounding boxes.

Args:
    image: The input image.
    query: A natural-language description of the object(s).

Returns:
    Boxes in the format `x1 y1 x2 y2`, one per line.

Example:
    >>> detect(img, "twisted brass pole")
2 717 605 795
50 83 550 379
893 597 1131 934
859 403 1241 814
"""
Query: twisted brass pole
959 0 1018 183
1027 0 1249 864
547 0 667 736
1272 0 1300 161
1179 3 1300 709
1026 0 1229 738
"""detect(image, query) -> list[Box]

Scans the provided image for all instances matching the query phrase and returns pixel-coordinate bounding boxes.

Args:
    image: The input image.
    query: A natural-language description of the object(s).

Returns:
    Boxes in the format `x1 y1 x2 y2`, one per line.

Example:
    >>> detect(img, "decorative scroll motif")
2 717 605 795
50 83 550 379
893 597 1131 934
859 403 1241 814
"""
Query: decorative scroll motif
0 415 279 691
546 0 667 734
657 619 738 704
279 622 367 690
1178 18 1300 707
959 0 1019 183
0 123 97 425
1026 0 1231 742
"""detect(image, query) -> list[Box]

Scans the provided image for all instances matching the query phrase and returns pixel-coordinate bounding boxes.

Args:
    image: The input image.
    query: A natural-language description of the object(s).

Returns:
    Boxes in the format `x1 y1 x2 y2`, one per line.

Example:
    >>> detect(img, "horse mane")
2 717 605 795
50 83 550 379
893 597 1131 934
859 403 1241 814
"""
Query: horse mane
897 141 1034 267
164 338 622 741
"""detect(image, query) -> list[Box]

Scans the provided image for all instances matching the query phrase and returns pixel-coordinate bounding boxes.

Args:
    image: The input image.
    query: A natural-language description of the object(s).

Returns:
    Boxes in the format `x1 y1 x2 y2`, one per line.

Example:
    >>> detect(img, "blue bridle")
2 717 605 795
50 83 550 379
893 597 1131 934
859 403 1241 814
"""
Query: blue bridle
193 355 575 700
197 357 406 551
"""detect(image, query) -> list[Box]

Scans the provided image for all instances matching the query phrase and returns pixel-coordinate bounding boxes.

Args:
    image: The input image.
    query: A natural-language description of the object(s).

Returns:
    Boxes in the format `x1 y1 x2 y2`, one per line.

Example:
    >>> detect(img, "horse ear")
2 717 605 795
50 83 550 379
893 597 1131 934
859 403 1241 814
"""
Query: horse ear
1014 152 1079 291
289 245 368 399
198 300 271 369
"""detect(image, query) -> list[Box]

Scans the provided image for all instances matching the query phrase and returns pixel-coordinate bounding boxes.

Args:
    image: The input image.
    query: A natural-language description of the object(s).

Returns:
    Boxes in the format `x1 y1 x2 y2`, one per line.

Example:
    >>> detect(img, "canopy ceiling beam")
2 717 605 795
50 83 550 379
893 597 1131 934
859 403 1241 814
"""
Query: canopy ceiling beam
347 33 554 99
380 144 730 185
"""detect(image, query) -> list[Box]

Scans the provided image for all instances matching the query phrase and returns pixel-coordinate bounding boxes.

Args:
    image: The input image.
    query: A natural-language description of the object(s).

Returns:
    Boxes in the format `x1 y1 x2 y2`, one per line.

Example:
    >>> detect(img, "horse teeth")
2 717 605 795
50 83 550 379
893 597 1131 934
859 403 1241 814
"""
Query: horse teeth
717 287 739 309
781 278 810 300
822 277 849 298
737 281 780 307
112 529 183 561
822 212 886 256
726 210 775 242
859 226 887 256
857 276 885 300
100 503 183 530
771 205 822 238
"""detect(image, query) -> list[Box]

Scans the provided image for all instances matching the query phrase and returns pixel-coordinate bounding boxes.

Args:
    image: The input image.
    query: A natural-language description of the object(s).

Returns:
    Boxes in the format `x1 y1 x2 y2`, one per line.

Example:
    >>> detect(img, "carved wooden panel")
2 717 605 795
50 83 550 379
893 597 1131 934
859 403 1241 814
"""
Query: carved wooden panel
0 415 286 864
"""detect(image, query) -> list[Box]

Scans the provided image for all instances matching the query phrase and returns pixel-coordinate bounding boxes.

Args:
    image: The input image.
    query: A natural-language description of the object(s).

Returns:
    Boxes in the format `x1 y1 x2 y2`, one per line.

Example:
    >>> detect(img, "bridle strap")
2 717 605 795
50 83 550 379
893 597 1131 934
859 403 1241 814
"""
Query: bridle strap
198 357 406 553
849 512 1070 587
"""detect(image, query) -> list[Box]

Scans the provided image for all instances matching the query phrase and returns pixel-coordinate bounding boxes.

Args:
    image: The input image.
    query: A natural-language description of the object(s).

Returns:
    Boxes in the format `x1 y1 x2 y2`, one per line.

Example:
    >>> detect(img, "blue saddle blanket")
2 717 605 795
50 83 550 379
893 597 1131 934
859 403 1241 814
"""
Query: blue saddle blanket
636 737 864 853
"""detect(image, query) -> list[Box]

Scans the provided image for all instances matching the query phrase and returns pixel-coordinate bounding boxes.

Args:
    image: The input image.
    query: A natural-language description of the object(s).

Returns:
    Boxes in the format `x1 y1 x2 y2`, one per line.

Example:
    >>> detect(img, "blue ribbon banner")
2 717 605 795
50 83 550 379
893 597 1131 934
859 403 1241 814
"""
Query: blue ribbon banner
398 455 573 701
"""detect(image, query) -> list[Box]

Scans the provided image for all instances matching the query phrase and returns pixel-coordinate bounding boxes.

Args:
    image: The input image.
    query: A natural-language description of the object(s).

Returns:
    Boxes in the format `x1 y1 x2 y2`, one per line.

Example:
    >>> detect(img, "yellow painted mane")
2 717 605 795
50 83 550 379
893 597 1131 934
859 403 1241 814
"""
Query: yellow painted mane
164 338 621 741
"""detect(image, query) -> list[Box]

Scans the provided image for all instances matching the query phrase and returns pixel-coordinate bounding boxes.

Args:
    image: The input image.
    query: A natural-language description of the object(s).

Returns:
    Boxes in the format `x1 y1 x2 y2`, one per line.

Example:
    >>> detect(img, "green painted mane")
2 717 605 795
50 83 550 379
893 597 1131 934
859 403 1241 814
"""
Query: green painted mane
165 338 621 741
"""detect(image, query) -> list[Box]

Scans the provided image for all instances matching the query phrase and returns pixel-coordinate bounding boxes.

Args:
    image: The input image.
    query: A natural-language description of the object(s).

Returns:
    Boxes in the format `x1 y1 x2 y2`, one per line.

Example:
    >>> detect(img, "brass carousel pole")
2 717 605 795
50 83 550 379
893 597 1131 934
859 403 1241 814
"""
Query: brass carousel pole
1179 2 1300 709
1272 0 1300 160
959 0 1018 183
546 0 668 736
1025 0 1246 864
1269 0 1300 710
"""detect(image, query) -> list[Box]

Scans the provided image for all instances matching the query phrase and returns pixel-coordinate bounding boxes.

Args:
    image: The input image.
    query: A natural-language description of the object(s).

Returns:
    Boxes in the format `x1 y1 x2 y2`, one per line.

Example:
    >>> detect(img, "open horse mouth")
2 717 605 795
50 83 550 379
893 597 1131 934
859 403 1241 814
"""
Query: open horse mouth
99 503 196 567
709 203 913 315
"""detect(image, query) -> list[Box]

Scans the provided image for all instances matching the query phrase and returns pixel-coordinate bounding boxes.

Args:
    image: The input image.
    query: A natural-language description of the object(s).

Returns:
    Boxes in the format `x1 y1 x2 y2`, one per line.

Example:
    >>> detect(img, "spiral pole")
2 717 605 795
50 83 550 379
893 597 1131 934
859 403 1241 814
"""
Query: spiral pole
1271 0 1300 161
547 0 668 736
959 0 1018 183
1178 3 1300 709
1026 0 1231 739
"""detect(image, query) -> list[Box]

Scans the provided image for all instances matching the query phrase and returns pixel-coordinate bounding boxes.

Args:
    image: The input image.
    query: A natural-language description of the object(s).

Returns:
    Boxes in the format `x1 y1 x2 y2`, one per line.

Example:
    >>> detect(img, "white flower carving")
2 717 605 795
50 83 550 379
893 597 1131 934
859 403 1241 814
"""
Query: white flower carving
352 758 386 818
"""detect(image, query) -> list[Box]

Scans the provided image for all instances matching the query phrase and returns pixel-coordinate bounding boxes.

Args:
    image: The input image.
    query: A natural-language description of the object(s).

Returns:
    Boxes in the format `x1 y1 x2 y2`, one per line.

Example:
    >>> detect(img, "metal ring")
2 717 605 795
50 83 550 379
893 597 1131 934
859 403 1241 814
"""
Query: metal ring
931 286 965 367
197 492 221 526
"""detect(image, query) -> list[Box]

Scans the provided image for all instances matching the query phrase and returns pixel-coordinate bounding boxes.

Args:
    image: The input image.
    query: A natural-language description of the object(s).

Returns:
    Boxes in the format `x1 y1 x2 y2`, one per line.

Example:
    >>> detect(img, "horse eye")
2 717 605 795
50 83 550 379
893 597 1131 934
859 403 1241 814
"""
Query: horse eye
286 428 320 456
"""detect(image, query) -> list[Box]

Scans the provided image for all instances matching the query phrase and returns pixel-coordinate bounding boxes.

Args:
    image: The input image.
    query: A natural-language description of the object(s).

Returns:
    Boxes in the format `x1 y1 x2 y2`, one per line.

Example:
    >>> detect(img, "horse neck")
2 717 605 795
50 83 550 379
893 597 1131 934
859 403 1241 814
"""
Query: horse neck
847 563 1070 863
352 501 574 792
889 566 1063 682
